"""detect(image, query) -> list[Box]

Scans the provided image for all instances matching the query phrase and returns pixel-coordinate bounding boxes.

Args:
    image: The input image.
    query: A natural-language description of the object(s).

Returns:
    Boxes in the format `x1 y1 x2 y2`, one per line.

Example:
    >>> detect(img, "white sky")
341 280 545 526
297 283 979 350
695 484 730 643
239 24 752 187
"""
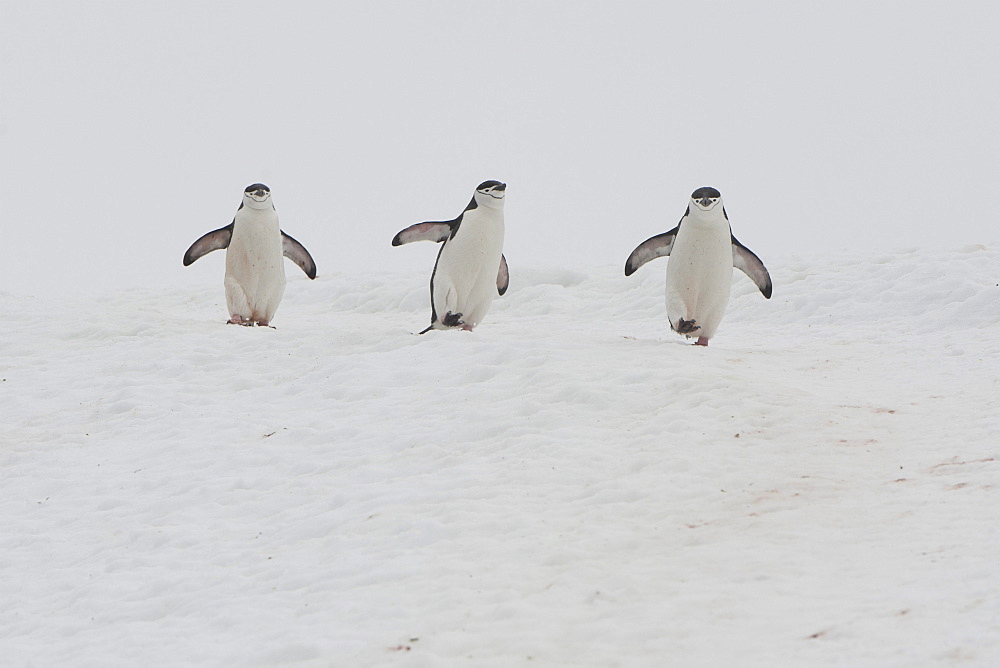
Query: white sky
1 1 998 296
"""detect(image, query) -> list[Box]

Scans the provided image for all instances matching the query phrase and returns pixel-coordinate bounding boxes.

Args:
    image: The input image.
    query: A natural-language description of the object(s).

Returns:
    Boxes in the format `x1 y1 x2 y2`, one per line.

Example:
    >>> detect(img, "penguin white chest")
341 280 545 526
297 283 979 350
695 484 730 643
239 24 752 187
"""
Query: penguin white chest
665 216 733 339
225 209 286 323
434 208 504 327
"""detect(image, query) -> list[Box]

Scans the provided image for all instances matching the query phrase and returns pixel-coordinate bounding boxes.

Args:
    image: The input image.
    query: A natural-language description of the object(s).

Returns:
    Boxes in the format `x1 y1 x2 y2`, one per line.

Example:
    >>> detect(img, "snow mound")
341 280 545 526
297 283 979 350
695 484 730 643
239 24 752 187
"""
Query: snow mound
2 246 998 665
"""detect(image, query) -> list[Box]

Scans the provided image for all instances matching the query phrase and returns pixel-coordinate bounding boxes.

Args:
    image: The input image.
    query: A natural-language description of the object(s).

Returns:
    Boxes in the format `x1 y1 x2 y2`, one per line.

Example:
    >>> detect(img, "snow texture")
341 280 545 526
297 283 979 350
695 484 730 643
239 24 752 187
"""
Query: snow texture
2 246 999 666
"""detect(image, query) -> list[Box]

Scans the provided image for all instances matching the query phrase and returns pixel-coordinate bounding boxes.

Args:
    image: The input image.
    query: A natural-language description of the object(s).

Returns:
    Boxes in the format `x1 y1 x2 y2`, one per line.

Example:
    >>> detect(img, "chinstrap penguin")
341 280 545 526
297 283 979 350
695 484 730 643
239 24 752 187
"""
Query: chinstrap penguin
183 183 317 326
625 187 771 345
392 180 509 333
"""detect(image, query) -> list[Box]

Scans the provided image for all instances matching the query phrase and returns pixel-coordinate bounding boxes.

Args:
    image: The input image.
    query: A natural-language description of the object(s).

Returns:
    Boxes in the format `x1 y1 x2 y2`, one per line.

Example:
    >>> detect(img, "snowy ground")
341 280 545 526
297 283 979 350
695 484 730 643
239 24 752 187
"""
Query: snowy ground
2 246 998 666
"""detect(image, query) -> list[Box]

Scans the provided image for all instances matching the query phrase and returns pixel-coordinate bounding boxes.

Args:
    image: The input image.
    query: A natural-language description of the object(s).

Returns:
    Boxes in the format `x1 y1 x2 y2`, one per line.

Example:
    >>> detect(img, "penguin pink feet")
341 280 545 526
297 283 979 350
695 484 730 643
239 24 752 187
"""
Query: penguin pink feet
695 337 710 346
227 315 273 328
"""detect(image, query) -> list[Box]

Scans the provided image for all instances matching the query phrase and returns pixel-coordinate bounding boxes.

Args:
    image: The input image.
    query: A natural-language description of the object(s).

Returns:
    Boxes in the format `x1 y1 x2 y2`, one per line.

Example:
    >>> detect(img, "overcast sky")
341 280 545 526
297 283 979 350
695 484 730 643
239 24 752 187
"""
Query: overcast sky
2 1 997 296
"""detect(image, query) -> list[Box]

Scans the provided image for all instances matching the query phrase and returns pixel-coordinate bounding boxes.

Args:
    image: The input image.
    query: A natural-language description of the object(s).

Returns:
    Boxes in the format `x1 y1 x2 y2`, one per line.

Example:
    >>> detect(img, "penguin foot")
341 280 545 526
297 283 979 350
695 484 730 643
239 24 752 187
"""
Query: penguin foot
461 324 475 332
674 318 701 334
228 315 272 327
695 337 710 346
441 312 465 327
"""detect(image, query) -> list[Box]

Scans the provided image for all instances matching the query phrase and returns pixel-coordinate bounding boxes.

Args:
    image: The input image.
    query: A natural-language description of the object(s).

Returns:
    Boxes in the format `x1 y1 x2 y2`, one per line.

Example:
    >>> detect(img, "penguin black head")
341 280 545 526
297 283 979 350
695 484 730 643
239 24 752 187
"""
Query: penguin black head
690 186 722 212
245 183 270 198
472 180 507 209
477 180 506 195
243 183 273 209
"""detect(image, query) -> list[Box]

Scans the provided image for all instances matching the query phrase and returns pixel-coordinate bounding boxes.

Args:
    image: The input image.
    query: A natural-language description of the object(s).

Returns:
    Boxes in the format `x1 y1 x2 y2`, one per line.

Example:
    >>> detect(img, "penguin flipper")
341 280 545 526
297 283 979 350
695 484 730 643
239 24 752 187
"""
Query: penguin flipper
183 223 233 266
282 231 318 279
497 254 509 296
392 220 457 246
731 235 772 298
624 226 679 276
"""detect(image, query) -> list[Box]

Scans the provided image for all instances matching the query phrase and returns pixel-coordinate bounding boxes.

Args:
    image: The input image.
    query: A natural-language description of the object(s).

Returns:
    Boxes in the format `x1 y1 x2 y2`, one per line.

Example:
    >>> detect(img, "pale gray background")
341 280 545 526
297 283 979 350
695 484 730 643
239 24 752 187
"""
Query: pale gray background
2 1 997 296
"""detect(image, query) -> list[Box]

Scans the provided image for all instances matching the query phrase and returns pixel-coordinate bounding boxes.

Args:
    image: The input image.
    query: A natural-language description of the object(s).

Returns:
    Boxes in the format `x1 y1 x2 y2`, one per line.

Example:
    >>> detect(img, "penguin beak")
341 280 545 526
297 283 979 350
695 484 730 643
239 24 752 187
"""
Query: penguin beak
495 183 507 192
699 197 711 207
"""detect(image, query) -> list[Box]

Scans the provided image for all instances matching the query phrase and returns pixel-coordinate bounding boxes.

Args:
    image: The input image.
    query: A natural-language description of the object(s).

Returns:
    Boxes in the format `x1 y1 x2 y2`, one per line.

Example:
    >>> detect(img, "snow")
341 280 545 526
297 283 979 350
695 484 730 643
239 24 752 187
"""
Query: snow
2 245 998 665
